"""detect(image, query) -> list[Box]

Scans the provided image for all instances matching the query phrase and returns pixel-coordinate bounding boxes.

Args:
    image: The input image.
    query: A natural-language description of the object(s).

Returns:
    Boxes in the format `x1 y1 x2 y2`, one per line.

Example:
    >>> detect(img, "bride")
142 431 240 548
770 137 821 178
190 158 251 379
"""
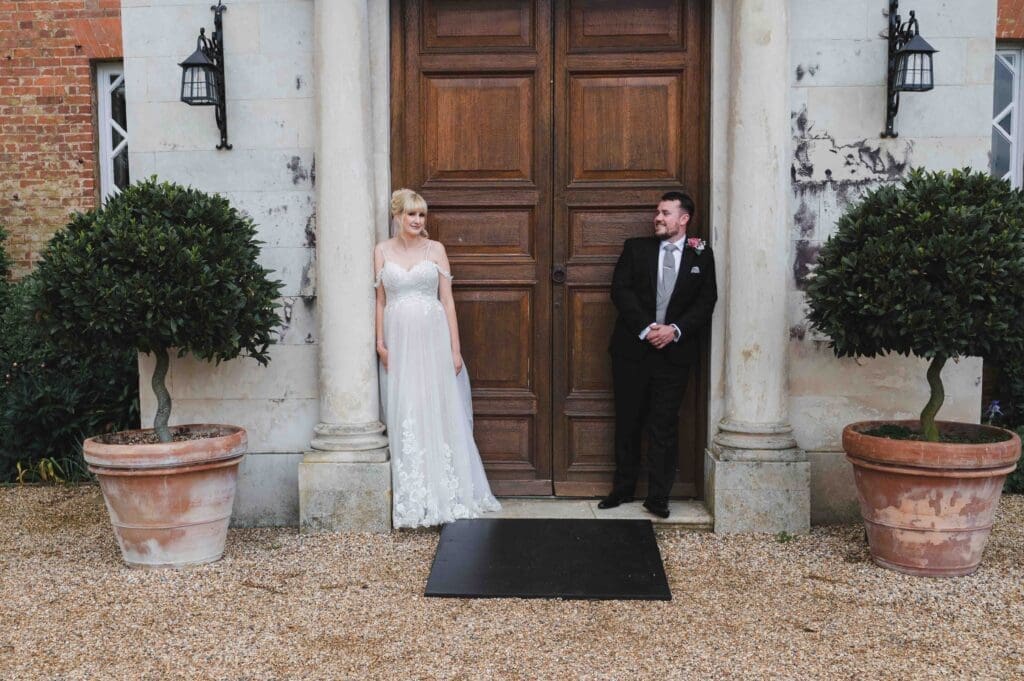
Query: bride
374 188 501 528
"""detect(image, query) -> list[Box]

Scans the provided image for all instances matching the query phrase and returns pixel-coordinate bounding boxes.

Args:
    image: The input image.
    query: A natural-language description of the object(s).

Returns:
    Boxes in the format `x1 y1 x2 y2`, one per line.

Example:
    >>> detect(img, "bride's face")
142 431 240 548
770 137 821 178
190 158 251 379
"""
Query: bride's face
400 209 426 237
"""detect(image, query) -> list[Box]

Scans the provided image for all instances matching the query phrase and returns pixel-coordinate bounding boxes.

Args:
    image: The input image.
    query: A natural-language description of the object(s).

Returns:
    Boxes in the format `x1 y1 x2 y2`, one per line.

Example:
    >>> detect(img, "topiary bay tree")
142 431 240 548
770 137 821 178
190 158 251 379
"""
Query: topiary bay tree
806 167 1024 442
34 177 283 444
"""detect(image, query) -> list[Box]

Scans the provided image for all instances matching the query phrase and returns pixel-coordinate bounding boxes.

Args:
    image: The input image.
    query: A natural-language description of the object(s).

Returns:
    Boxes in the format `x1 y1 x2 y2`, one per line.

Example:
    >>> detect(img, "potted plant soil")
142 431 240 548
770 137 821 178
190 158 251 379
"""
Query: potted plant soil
806 168 1024 577
34 178 282 568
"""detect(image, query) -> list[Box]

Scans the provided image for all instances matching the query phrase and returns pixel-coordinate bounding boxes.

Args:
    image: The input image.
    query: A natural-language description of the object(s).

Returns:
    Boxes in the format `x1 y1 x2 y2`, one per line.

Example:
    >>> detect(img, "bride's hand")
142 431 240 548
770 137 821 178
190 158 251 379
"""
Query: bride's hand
377 342 388 371
452 351 463 375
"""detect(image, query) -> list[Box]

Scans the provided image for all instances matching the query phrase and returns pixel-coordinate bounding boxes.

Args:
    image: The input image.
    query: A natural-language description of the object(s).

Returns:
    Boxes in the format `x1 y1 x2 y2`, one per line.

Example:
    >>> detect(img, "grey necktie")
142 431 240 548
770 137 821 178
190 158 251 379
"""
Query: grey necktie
656 243 677 324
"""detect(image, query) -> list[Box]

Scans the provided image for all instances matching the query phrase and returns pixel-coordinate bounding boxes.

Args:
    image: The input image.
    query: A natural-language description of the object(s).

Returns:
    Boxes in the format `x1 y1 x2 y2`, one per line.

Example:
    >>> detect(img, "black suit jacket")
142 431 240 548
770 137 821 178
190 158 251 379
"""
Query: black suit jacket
608 236 718 366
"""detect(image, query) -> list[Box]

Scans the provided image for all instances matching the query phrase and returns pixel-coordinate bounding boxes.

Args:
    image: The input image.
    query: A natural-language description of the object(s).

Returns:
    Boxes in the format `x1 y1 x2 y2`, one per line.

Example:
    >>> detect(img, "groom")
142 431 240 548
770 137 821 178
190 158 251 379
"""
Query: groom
599 191 717 519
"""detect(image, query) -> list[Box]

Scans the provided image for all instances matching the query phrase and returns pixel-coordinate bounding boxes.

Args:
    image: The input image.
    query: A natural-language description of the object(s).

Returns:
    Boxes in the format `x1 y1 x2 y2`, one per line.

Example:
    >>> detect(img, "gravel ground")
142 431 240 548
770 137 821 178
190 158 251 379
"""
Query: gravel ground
1 486 1022 680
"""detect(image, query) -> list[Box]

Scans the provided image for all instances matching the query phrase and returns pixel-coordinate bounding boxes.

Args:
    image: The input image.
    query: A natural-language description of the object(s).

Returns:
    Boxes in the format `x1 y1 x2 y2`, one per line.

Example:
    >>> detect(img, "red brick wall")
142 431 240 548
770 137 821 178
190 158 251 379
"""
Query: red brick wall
0 1 121 279
999 0 1024 39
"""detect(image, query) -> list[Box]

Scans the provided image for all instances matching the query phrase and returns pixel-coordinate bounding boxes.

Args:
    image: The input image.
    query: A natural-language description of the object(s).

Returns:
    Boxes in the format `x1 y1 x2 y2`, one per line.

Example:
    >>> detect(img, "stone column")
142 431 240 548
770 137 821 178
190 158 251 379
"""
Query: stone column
299 0 391 533
706 0 810 534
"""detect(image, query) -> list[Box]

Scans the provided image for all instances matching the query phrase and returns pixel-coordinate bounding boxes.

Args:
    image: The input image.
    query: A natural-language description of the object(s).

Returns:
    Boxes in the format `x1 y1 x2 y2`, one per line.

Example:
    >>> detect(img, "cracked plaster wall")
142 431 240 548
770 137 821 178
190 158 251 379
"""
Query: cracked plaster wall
125 0 319 453
788 0 995 521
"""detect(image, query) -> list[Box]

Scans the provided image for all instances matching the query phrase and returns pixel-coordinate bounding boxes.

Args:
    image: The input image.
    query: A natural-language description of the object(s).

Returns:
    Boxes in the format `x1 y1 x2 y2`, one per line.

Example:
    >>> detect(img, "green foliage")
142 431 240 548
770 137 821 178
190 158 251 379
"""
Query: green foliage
775 531 796 544
806 168 1024 362
983 358 1024 493
32 178 283 436
35 178 283 364
0 273 139 483
806 168 1024 441
1005 426 1024 494
0 225 12 310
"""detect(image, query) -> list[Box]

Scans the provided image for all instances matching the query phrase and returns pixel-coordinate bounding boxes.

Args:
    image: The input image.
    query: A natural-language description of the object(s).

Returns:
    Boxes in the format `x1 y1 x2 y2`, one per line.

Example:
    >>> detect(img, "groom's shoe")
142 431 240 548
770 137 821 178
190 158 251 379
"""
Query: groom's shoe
643 498 670 519
597 493 634 510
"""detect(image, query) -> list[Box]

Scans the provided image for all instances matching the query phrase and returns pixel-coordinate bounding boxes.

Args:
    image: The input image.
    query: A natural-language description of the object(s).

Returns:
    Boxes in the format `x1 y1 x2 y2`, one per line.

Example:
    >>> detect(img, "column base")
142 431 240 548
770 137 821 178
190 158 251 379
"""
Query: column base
310 420 388 453
705 447 810 534
298 450 391 533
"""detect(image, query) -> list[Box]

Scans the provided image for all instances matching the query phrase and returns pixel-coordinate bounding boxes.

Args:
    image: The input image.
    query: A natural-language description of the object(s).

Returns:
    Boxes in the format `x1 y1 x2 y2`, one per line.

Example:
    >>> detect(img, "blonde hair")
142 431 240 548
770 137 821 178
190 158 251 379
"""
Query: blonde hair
390 188 429 237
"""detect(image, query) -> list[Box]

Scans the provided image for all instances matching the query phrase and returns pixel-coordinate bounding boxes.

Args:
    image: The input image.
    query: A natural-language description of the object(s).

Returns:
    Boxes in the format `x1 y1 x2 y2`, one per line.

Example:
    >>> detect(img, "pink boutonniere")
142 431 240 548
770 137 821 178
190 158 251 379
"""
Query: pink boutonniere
686 237 706 254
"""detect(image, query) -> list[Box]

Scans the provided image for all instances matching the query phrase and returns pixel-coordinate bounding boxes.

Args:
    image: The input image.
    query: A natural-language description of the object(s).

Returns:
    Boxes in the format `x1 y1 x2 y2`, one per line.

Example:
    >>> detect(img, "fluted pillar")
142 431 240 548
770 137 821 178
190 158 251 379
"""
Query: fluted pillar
706 0 809 533
299 0 391 533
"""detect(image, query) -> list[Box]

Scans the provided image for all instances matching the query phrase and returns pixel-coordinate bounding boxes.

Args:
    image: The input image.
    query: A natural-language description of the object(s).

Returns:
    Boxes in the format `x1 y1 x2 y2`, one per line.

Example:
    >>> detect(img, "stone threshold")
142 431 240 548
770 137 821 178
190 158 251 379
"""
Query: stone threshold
492 498 713 530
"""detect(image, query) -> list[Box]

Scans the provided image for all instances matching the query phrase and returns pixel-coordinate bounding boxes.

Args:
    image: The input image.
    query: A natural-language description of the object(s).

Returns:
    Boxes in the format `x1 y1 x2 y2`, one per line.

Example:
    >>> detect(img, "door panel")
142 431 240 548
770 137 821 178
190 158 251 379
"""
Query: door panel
552 0 708 497
568 0 685 52
568 74 682 183
423 75 535 182
392 0 553 494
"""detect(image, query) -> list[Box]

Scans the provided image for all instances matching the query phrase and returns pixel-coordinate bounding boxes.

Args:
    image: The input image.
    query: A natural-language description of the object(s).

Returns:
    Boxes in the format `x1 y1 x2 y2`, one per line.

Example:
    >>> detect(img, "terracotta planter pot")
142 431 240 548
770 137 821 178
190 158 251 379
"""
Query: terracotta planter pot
84 424 246 568
843 420 1020 577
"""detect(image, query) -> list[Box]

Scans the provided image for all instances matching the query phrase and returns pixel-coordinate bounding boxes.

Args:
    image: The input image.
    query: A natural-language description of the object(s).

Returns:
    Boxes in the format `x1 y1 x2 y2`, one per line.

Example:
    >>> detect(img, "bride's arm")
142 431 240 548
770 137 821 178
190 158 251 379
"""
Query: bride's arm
374 243 388 371
435 242 463 375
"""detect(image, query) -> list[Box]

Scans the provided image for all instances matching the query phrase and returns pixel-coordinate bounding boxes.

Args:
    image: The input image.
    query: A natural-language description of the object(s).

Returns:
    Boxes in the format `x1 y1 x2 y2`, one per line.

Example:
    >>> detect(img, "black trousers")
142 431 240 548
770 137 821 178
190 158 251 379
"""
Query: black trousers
611 351 690 500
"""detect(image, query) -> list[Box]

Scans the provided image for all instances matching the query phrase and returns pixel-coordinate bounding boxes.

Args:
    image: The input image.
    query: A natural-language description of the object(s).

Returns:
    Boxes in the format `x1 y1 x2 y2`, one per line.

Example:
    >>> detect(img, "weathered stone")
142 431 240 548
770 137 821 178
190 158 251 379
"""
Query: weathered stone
298 458 391 533
808 451 860 525
706 449 811 534
232 452 303 527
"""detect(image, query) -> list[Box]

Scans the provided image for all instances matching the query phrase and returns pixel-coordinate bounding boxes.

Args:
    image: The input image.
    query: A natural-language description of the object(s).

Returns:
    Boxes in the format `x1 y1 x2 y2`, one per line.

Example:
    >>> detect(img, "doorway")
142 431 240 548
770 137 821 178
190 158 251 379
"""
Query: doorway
390 0 710 497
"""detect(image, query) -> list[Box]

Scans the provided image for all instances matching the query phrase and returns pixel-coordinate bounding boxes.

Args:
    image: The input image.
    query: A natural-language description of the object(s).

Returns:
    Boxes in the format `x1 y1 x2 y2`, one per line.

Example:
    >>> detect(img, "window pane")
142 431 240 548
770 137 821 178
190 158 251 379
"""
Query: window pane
113 147 129 190
992 130 1011 177
994 58 1013 114
111 81 126 133
112 127 124 150
998 112 1013 135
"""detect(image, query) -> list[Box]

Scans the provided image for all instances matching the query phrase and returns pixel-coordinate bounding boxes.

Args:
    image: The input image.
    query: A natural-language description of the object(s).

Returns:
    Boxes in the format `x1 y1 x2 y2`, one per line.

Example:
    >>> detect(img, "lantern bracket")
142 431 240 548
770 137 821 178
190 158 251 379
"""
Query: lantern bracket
882 1 937 138
178 1 231 150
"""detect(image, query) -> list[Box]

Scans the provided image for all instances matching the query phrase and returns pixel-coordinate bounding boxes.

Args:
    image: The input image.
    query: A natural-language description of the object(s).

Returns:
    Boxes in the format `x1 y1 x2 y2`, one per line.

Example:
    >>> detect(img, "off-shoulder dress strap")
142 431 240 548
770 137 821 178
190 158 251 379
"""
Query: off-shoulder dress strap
374 242 387 288
434 241 453 281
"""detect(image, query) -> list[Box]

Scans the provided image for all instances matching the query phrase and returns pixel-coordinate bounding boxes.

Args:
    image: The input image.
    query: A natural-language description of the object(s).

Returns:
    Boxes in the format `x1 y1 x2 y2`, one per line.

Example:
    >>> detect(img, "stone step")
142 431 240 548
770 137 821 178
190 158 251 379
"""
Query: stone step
491 498 713 530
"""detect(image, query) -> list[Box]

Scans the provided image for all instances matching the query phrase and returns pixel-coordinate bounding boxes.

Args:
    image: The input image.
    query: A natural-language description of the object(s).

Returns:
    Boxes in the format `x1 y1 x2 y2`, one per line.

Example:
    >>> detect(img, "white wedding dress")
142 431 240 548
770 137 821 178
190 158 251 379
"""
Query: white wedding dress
376 254 501 528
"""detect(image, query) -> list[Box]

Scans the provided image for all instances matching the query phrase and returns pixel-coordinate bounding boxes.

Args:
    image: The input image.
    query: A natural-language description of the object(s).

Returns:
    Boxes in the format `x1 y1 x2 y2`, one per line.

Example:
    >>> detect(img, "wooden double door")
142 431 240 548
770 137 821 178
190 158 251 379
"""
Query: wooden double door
390 0 709 496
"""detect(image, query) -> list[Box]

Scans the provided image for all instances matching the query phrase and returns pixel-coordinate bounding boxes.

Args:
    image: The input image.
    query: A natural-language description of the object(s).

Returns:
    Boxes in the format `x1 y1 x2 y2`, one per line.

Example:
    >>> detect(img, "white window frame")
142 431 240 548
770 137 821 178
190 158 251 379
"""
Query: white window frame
96 61 128 201
994 46 1024 188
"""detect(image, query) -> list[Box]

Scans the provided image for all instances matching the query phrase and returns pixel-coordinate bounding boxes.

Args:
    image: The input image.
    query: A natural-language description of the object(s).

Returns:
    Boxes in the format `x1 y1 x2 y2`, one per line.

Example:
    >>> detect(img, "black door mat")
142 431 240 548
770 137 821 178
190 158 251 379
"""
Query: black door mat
424 518 671 600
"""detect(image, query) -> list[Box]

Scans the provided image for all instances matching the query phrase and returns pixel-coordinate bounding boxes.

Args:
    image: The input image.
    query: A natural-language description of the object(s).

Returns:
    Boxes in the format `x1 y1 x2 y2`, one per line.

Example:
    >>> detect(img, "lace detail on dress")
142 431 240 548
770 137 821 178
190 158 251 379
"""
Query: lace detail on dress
392 415 494 528
392 416 437 527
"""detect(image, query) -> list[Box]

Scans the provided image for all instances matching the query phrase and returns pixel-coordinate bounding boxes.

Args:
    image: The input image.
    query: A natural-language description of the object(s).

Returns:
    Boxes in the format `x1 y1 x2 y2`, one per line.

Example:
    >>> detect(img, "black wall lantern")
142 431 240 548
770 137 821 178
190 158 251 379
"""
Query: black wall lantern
179 1 231 150
882 0 937 137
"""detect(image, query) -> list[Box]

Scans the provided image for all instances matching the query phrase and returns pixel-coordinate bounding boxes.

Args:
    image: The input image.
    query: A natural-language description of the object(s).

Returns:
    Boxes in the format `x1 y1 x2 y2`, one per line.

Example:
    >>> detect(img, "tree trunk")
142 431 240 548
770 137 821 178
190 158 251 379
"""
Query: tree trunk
152 347 173 443
920 355 946 442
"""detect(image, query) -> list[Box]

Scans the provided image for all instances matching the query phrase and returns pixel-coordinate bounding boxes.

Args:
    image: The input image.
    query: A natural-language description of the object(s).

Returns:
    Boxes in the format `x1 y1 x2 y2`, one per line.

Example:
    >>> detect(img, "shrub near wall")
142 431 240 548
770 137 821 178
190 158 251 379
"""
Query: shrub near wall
988 357 1024 493
0 228 138 482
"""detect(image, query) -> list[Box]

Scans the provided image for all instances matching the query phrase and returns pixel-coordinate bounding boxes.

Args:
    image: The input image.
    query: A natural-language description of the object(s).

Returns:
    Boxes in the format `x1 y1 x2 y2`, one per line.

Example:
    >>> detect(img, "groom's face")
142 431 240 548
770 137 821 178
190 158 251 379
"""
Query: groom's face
653 200 689 241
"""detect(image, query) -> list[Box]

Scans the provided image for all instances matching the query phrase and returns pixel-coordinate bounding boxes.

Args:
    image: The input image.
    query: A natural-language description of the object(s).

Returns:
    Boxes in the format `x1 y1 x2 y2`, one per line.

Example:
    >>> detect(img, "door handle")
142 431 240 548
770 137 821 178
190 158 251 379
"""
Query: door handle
551 264 567 284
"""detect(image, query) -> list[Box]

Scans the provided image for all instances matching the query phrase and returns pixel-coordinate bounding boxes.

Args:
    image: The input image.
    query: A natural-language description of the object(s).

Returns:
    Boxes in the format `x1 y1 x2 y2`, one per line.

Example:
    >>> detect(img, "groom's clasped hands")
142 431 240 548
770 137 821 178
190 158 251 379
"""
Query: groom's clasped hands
644 323 676 350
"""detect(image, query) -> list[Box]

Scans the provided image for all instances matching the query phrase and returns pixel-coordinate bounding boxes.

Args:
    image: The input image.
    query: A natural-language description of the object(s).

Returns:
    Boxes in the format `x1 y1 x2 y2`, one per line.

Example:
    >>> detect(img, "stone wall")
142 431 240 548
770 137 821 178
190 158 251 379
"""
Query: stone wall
0 0 121 279
125 0 317 526
788 0 994 522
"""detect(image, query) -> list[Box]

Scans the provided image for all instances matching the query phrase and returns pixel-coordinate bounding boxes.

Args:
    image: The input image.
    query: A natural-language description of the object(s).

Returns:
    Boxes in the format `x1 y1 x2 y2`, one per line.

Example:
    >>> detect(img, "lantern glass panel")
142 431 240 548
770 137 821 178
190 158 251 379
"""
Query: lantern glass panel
896 52 933 92
181 66 218 105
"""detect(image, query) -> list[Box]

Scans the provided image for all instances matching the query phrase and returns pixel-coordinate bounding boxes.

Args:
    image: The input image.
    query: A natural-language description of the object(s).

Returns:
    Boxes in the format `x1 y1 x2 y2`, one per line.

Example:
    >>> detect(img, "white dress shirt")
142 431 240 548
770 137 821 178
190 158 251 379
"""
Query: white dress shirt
639 236 686 343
